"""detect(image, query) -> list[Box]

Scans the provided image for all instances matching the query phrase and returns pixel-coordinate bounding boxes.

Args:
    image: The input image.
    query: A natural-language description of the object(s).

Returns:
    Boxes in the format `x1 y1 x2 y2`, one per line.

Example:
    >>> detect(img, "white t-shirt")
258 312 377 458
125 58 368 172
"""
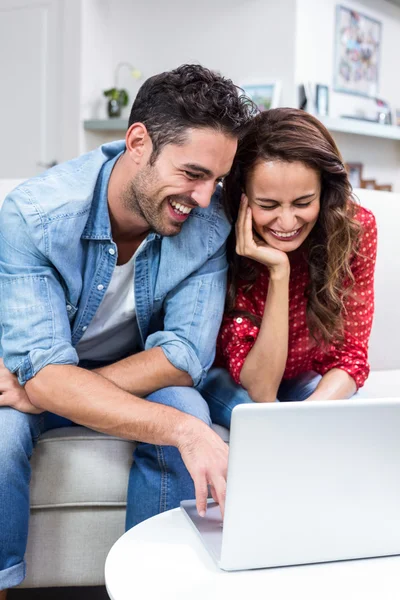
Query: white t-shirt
76 251 141 363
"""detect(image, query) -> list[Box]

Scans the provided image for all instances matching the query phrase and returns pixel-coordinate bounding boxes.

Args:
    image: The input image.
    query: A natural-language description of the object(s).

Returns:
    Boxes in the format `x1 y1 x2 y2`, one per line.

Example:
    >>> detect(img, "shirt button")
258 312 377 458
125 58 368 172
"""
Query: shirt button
82 326 88 332
97 284 104 291
66 304 72 312
236 317 243 324
108 248 115 255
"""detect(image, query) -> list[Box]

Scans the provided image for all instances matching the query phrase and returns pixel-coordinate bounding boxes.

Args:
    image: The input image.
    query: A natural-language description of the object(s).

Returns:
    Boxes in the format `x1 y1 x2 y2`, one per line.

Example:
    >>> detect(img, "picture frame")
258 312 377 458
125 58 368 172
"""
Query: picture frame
361 179 377 190
315 84 329 117
240 79 281 111
334 6 381 98
345 162 363 188
375 184 393 192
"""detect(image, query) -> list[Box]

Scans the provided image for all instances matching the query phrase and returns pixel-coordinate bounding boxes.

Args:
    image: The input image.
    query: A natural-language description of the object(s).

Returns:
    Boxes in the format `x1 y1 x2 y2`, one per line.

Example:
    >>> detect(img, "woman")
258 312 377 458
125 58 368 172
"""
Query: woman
200 108 377 429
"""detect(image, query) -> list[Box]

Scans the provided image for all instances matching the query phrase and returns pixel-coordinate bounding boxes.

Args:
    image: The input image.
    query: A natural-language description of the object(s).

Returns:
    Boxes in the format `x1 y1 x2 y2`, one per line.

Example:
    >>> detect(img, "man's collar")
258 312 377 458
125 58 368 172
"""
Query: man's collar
82 150 123 241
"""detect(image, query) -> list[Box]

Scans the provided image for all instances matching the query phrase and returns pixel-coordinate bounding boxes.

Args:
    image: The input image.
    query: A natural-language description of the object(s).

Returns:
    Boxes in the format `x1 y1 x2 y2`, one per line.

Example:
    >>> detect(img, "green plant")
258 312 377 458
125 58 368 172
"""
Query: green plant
103 88 129 107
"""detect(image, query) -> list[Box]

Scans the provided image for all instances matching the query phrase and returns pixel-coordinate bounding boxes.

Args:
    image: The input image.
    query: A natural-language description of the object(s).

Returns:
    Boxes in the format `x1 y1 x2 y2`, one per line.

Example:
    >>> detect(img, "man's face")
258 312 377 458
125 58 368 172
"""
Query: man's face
123 128 237 236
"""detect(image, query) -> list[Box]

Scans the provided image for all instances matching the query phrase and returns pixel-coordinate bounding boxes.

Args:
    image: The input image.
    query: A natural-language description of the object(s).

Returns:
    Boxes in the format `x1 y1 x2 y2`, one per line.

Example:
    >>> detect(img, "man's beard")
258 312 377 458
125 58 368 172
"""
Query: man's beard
122 166 193 237
122 165 167 235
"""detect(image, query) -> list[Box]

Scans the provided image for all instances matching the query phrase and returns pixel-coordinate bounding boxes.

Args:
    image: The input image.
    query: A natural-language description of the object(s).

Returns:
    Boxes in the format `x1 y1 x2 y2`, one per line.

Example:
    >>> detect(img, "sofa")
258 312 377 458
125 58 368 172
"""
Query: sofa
0 180 398 589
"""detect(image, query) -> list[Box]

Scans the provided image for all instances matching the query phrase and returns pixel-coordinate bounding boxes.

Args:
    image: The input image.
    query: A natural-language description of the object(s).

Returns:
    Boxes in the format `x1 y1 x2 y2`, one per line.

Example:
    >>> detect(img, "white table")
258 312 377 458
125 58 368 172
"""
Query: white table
105 508 400 600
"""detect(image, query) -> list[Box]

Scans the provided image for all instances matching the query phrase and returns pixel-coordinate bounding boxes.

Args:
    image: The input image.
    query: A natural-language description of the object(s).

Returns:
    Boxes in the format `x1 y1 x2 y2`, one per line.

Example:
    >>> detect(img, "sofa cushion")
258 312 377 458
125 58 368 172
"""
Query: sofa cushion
30 423 230 508
30 428 136 508
357 369 400 399
357 189 400 371
22 507 126 588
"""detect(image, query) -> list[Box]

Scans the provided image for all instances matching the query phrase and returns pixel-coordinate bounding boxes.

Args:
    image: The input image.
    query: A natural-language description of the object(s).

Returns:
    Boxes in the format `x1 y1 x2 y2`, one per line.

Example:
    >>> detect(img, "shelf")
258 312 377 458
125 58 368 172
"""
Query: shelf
318 116 400 141
84 119 128 131
83 116 400 141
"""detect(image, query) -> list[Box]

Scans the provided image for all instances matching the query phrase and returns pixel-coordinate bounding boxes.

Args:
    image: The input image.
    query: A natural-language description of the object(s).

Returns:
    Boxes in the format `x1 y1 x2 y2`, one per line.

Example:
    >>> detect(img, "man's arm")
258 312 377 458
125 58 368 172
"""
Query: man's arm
25 363 228 517
26 363 193 443
93 347 192 395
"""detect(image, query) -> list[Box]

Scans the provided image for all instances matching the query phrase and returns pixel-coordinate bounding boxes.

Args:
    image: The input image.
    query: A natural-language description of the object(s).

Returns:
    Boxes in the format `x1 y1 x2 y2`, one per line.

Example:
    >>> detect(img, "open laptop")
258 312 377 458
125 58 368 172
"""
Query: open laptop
181 398 400 571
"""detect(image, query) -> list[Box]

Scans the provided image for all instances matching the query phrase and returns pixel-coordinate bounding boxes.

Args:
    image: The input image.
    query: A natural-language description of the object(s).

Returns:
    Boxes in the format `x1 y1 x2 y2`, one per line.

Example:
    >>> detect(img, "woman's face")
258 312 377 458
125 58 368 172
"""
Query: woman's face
245 160 321 253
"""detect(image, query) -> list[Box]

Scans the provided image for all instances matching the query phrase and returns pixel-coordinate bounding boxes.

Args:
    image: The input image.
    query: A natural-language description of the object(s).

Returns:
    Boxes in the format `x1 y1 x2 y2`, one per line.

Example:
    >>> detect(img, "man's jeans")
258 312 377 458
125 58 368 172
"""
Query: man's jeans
0 371 323 590
0 386 211 590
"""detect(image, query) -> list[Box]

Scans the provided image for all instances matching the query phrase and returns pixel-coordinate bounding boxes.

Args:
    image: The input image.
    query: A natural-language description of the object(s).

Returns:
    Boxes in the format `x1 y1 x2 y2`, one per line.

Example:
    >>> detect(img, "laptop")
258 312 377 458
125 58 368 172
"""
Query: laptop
181 398 400 571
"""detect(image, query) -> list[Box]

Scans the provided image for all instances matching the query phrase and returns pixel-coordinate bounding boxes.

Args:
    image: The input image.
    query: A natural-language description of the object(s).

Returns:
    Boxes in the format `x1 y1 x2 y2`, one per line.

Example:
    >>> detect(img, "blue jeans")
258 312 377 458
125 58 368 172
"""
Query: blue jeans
0 386 211 589
125 386 211 529
199 368 322 429
0 409 77 590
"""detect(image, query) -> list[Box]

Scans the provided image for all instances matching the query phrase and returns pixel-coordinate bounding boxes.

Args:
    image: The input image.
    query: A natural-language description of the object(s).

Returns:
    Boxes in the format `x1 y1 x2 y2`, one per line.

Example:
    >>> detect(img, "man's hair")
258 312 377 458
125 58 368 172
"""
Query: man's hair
128 64 255 163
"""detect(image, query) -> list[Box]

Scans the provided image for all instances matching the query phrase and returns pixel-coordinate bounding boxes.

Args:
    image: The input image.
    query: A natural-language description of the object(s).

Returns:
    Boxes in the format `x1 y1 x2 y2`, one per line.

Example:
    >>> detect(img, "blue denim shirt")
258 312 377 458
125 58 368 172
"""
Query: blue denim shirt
0 141 230 387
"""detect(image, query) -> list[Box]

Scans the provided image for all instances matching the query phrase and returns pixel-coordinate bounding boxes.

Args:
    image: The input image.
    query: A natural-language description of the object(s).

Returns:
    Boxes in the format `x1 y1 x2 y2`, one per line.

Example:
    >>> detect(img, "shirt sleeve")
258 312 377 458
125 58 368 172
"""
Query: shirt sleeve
145 242 228 387
217 285 260 384
313 209 377 389
0 190 78 385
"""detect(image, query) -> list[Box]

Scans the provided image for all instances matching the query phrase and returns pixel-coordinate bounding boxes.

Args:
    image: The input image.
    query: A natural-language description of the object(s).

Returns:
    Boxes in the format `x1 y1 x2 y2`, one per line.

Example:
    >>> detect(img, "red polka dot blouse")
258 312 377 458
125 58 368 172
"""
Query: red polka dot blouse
215 206 377 390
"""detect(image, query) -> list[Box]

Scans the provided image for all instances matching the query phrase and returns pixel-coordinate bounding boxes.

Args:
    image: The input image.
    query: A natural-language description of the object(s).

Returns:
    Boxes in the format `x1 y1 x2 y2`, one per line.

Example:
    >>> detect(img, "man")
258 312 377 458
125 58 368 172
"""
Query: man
0 64 253 594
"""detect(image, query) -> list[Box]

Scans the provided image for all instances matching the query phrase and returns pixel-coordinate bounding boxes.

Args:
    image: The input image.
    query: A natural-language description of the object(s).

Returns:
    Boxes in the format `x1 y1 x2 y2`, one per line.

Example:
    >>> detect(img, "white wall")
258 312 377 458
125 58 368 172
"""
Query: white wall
80 0 115 150
80 0 400 191
108 0 297 108
296 0 400 190
61 0 82 161
81 0 298 151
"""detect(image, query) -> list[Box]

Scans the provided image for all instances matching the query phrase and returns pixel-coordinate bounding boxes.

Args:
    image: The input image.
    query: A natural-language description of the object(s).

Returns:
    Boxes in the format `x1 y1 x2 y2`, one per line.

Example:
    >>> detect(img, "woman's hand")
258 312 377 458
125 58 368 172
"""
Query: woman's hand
236 195 289 274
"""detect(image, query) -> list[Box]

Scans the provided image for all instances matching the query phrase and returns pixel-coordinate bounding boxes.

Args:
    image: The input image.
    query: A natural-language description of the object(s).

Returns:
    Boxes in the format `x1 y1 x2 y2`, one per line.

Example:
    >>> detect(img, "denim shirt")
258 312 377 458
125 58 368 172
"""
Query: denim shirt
0 141 230 387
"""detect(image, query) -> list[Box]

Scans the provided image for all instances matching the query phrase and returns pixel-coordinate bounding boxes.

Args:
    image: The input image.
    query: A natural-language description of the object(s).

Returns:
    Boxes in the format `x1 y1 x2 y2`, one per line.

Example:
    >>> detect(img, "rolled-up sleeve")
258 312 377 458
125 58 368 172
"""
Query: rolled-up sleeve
0 192 78 385
145 244 228 387
216 289 260 384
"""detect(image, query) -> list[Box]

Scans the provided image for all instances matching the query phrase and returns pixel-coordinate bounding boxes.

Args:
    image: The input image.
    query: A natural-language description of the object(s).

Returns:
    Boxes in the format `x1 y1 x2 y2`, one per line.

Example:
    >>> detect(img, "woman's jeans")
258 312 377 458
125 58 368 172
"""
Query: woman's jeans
200 368 322 430
0 370 320 590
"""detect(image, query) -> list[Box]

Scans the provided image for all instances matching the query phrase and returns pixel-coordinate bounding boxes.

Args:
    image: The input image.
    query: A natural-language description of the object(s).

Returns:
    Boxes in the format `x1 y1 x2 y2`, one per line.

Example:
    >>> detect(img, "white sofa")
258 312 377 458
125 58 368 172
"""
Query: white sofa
0 180 398 589
353 188 400 397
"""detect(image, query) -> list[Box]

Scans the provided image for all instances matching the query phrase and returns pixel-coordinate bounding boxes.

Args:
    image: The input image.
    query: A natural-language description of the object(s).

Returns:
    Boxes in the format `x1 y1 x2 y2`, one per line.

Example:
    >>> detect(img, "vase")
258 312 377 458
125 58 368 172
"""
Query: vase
107 98 121 118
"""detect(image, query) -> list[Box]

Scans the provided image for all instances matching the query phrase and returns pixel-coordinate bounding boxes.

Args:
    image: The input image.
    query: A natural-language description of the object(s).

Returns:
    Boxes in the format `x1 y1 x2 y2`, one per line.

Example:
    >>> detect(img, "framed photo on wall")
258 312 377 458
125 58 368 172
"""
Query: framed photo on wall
345 162 363 188
316 84 329 116
240 80 281 111
361 179 376 190
334 5 381 97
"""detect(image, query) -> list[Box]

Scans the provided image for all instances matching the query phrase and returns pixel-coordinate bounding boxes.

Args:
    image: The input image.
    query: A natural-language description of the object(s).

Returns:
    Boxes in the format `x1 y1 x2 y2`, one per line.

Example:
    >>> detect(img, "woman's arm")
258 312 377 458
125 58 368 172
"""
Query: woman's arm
240 267 290 402
234 196 291 402
306 368 356 401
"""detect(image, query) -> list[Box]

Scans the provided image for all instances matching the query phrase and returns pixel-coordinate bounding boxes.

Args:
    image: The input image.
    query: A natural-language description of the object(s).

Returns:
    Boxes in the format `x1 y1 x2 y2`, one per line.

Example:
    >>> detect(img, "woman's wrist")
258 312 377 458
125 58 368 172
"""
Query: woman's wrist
269 263 290 281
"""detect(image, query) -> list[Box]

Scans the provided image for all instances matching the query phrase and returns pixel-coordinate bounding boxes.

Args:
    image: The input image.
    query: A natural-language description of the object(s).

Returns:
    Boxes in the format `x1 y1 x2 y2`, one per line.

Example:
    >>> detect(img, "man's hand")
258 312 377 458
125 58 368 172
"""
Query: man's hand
177 420 229 519
0 359 44 414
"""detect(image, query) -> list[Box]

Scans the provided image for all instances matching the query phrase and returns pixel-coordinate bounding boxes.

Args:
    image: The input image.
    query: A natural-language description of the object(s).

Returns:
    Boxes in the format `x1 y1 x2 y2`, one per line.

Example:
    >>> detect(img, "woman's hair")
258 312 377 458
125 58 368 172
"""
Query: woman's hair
223 107 362 346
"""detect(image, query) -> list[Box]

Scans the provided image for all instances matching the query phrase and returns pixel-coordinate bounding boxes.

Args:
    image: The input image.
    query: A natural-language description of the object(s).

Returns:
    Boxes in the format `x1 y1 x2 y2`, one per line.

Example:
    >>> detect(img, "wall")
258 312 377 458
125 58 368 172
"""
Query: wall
80 0 115 150
80 0 400 191
61 0 82 161
81 0 298 150
296 0 400 190
108 0 297 107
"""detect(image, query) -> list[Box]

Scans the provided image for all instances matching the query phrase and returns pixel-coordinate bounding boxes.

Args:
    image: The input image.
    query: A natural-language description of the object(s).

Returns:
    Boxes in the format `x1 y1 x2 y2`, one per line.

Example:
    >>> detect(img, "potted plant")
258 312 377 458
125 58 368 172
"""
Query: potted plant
103 63 142 119
103 88 129 119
